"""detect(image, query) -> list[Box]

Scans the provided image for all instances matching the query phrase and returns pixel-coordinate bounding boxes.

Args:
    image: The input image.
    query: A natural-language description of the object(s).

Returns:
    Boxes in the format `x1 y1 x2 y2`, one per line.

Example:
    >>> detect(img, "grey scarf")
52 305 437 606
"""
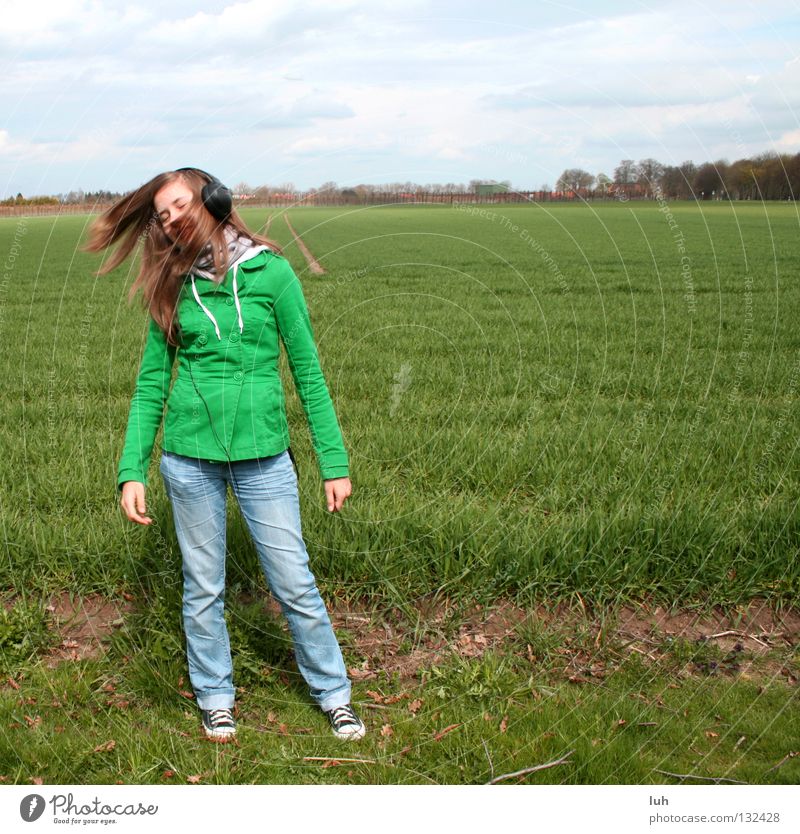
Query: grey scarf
191 225 255 282
187 226 272 340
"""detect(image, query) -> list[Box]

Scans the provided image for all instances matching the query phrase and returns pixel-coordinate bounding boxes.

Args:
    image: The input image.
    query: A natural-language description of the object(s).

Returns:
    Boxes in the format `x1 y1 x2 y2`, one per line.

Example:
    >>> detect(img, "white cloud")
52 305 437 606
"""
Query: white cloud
1 0 800 195
285 135 356 155
146 0 286 44
775 127 800 150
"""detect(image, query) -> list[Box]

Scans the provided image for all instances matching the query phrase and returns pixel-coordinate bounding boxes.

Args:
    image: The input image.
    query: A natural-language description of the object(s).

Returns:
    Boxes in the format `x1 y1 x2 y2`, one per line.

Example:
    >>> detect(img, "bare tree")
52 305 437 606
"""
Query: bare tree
693 162 722 198
595 172 611 194
635 159 664 197
556 168 595 192
613 159 637 198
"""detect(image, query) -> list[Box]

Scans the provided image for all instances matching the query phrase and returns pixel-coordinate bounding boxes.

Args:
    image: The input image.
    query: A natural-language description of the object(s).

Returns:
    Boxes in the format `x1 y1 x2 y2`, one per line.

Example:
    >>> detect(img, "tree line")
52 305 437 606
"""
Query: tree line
556 151 800 200
4 150 800 206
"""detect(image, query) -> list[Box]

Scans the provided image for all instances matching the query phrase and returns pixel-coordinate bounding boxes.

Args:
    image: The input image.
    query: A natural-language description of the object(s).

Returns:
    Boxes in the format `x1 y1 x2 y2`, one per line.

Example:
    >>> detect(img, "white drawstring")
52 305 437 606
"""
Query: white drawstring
191 276 221 340
190 246 270 339
232 264 244 333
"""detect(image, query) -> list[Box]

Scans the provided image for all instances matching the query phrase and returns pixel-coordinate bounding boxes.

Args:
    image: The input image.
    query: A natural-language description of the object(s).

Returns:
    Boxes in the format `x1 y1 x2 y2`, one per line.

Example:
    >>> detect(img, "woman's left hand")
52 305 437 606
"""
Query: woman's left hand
324 477 352 513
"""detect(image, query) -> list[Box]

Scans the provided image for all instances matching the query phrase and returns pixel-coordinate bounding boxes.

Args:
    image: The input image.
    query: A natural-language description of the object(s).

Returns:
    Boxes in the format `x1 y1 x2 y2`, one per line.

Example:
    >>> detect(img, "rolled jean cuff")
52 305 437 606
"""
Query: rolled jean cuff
195 690 236 711
318 683 352 713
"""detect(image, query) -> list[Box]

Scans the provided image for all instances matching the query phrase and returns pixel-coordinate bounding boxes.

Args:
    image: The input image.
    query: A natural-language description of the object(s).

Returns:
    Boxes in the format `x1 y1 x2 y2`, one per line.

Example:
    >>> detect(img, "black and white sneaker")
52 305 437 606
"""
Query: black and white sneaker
201 707 236 740
325 704 366 741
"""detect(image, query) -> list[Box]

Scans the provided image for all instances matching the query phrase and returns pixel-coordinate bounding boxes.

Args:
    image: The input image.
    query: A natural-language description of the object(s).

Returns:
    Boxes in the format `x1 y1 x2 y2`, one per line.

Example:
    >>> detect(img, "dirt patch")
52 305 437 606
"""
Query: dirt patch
43 592 135 668
615 600 799 642
284 215 326 275
322 597 800 684
28 590 800 686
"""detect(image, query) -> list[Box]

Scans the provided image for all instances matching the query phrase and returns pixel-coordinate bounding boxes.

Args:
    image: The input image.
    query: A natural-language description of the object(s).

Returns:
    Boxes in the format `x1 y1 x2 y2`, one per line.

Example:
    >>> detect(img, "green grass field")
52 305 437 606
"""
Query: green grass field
0 201 797 784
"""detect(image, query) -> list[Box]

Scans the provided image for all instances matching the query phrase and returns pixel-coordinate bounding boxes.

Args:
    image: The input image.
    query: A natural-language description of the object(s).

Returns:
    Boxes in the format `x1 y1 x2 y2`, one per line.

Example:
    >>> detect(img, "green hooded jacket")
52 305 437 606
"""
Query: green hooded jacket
116 248 348 490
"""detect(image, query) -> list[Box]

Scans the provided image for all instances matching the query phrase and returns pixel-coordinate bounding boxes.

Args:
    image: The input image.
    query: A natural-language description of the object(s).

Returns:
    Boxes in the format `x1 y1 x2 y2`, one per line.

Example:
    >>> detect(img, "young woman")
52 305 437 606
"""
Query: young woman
85 168 365 742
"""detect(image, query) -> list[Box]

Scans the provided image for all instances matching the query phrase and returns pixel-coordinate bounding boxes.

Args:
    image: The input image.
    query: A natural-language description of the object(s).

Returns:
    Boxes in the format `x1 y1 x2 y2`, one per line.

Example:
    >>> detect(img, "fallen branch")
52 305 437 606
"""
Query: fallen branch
763 751 797 776
654 769 747 785
487 750 574 784
629 645 659 662
481 739 494 782
706 630 771 649
619 631 662 647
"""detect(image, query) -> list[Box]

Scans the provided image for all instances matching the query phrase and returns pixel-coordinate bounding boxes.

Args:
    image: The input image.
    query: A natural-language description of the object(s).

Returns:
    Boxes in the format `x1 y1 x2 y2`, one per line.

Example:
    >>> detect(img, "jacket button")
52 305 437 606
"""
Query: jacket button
229 332 240 343
198 334 208 345
233 370 244 381
225 297 234 306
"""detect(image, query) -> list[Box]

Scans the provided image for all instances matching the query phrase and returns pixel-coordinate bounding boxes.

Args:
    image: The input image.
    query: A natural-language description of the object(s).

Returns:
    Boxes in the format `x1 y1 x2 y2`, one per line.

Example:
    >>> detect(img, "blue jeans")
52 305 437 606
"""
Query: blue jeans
158 448 351 712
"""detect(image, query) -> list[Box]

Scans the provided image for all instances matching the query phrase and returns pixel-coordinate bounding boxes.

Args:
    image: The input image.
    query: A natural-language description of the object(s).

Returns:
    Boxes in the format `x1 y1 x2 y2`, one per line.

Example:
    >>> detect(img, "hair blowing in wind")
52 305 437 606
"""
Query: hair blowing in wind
82 169 281 347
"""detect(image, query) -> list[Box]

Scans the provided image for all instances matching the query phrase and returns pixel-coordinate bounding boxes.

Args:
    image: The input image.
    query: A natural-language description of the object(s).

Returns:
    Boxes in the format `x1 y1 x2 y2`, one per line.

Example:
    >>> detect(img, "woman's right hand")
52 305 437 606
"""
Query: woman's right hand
120 481 152 525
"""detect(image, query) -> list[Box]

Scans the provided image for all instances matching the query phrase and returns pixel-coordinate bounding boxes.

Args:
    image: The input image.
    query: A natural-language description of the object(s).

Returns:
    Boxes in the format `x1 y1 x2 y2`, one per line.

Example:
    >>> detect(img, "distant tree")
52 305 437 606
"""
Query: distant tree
713 159 730 199
659 166 682 199
752 152 790 199
660 162 697 199
635 158 664 197
784 152 800 199
613 159 637 198
595 173 611 194
556 168 594 192
613 159 637 185
693 162 722 198
724 158 755 200
678 161 698 198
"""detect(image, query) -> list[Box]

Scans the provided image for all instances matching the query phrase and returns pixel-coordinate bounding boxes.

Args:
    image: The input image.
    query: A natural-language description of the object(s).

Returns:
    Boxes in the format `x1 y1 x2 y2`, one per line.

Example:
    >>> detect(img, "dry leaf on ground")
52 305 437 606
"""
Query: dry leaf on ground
433 723 461 741
93 740 116 753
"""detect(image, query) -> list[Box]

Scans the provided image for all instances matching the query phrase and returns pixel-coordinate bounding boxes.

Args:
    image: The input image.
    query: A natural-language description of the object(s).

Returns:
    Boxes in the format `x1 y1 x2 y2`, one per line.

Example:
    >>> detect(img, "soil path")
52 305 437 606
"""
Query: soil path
23 592 797 686
284 215 326 275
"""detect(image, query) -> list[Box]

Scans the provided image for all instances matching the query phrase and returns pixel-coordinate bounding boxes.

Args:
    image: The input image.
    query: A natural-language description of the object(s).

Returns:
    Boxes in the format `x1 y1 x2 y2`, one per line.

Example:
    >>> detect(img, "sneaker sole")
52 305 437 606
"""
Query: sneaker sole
331 724 366 741
202 725 237 740
200 721 237 741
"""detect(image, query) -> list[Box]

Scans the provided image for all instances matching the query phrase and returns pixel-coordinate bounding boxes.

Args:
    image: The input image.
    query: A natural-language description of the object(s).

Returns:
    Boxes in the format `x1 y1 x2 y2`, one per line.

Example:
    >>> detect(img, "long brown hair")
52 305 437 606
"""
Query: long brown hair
83 169 282 347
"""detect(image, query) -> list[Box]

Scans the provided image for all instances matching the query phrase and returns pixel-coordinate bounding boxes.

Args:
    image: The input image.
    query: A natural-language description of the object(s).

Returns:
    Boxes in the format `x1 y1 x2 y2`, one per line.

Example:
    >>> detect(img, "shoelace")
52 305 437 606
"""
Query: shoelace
328 705 360 726
207 708 235 727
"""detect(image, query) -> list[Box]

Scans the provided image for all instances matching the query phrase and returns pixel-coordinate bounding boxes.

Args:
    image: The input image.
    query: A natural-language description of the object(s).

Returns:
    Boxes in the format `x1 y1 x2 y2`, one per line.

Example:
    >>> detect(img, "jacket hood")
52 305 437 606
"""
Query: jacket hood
190 243 271 340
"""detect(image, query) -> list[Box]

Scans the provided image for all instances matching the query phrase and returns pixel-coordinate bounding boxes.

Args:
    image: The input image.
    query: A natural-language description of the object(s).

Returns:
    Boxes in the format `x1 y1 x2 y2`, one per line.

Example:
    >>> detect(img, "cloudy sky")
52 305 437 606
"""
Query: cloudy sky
1 0 799 198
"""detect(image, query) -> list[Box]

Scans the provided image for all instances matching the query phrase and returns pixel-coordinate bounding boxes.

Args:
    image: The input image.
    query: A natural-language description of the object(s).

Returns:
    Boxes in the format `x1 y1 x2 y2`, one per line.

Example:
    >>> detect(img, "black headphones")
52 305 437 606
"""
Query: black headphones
175 167 233 221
